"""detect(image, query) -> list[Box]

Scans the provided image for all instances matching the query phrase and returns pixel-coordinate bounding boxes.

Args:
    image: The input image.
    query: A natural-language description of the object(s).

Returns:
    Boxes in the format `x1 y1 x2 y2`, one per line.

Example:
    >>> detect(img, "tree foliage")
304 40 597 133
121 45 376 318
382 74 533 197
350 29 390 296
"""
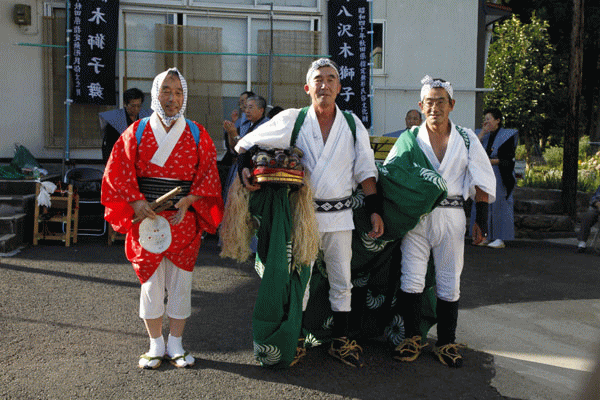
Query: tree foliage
501 0 600 143
484 14 563 159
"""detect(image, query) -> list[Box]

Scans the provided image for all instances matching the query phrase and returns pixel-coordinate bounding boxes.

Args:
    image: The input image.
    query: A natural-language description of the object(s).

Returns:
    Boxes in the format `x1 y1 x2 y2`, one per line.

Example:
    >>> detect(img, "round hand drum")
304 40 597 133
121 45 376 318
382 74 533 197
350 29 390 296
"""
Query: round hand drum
138 215 172 253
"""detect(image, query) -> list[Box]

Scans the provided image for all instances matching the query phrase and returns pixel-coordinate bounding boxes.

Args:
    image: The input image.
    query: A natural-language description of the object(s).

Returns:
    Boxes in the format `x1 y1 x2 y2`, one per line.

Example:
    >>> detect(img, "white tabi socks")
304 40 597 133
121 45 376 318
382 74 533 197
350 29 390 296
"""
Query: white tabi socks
166 334 195 368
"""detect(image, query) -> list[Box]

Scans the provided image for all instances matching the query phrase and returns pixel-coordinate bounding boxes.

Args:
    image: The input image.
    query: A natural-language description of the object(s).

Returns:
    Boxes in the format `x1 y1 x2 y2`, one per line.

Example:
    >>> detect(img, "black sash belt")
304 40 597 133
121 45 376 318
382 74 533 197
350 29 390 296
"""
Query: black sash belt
137 177 192 209
438 197 464 208
314 196 353 212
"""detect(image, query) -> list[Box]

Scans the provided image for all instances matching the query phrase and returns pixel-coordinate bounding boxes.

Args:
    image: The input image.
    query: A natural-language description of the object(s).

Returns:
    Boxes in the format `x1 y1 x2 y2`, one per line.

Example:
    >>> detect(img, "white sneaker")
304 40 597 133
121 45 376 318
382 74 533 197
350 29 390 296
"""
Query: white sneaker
487 239 505 249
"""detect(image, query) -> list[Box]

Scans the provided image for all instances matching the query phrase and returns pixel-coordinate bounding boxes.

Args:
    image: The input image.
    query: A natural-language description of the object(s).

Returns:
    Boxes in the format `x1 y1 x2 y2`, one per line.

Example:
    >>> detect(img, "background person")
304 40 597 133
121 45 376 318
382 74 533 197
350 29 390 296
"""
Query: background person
267 105 284 119
99 88 152 163
576 185 600 253
470 108 518 249
101 68 223 370
383 109 423 138
222 95 270 206
222 91 255 166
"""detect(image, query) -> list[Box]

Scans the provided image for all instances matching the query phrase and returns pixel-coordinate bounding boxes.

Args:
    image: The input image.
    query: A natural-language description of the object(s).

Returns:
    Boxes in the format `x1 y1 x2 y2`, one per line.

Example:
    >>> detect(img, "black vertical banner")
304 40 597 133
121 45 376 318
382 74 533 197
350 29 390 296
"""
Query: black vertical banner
70 0 119 105
328 0 371 128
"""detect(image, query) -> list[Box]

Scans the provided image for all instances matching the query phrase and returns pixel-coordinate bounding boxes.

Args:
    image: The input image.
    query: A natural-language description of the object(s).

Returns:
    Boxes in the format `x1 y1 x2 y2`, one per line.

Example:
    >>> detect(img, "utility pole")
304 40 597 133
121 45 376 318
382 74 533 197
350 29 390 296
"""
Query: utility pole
268 2 273 107
562 0 584 217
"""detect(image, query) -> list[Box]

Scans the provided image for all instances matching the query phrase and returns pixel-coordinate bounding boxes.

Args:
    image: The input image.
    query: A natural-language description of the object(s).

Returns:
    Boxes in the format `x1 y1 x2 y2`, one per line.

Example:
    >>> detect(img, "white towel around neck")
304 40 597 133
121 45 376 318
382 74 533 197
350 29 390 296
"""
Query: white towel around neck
149 113 186 167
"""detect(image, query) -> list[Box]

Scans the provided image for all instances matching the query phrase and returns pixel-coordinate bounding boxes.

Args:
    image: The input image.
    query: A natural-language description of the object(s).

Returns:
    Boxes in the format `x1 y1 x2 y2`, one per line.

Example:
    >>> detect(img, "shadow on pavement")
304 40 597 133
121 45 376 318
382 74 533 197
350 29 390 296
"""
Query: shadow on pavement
4 235 591 398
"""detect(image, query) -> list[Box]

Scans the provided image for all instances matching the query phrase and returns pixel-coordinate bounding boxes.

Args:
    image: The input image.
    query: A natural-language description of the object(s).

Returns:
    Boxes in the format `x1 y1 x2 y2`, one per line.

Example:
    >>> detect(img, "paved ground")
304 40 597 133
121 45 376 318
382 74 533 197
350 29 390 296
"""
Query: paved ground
1 235 599 399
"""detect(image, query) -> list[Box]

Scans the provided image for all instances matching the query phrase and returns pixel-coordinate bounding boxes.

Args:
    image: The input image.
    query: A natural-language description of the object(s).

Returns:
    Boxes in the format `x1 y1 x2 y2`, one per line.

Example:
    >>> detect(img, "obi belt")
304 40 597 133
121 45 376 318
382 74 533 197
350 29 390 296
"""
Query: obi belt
137 177 192 209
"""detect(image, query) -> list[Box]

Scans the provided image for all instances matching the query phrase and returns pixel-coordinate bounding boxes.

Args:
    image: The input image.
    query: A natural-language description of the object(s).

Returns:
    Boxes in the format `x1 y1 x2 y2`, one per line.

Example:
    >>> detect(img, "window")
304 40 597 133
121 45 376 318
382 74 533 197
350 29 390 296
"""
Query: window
371 20 385 74
42 4 321 154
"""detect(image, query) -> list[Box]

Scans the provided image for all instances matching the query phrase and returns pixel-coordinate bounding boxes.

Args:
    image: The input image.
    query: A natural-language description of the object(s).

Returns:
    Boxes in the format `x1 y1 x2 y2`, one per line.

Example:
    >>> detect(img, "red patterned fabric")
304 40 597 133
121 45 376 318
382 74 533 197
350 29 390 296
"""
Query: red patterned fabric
102 118 223 283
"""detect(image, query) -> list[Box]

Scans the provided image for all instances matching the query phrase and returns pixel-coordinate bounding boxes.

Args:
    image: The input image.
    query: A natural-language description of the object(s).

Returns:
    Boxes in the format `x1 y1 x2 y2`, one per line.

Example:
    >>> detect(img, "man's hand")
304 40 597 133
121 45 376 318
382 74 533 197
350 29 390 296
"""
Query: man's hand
223 120 237 137
241 167 261 192
170 195 200 225
472 223 487 245
368 213 384 238
130 199 156 222
230 109 239 123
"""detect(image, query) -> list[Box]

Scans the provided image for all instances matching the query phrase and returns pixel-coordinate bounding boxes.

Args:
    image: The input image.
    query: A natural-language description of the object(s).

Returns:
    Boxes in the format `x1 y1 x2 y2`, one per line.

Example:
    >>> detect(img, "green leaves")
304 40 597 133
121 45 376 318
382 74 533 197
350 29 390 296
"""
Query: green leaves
485 14 561 158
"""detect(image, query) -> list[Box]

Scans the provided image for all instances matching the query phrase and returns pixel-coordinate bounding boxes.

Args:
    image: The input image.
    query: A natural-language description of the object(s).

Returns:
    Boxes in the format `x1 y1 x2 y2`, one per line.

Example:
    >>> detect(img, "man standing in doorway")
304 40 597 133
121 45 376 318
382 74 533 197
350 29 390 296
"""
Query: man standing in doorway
100 87 152 163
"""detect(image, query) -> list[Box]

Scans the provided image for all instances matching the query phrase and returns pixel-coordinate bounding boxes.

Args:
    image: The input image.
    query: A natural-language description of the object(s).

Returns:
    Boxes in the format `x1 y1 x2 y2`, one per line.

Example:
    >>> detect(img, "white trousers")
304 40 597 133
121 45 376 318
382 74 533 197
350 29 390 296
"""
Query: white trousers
400 207 465 302
319 230 353 312
139 257 193 320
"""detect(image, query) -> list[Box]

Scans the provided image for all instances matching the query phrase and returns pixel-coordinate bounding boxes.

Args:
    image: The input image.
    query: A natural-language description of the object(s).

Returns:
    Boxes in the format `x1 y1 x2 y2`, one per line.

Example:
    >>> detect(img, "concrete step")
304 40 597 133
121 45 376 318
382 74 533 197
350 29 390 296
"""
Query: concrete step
515 213 574 234
513 187 591 203
514 198 564 215
0 233 24 254
0 213 26 235
0 179 38 195
0 175 61 195
0 194 36 214
0 196 35 243
0 213 26 253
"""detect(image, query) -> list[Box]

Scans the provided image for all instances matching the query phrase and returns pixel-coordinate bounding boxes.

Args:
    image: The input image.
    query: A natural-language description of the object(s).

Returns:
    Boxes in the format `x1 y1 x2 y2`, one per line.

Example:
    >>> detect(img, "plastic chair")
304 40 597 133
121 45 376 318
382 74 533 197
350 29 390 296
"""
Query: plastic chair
64 167 106 236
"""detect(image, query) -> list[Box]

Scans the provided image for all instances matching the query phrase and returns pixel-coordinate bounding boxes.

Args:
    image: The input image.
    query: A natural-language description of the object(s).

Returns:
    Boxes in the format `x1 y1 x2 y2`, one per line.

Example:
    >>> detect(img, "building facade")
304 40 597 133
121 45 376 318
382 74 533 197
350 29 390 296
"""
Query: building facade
0 0 493 161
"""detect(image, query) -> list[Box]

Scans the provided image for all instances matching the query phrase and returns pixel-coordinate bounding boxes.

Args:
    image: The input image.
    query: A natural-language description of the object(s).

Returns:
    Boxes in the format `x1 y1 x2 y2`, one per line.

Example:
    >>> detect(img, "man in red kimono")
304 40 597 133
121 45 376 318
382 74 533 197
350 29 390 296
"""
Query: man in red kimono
101 68 223 369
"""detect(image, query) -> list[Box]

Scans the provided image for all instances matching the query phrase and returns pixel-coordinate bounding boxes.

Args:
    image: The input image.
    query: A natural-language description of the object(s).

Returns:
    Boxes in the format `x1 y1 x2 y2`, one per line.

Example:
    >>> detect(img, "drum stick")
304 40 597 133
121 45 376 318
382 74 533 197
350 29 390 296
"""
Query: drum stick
132 186 182 224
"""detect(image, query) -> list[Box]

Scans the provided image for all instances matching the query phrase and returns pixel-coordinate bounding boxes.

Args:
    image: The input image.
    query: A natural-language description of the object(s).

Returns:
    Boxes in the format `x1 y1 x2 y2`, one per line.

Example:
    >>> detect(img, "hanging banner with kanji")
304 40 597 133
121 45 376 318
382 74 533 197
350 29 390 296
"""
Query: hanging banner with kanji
328 0 371 128
70 0 119 105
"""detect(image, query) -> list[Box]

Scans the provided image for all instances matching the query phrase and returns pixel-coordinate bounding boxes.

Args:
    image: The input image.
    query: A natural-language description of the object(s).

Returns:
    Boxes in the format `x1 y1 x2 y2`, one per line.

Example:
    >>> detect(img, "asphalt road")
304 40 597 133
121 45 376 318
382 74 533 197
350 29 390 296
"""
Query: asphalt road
1 235 598 399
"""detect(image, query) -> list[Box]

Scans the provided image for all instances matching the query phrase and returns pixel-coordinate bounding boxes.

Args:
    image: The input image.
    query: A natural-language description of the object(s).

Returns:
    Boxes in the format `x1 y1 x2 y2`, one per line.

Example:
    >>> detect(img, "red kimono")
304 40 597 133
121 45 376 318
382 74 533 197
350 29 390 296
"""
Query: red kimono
101 118 223 283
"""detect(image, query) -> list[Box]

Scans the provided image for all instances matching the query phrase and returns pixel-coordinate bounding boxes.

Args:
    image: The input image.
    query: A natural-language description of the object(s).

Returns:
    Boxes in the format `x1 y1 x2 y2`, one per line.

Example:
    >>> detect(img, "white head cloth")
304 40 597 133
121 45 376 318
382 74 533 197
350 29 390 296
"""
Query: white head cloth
151 67 188 126
420 75 453 100
306 58 340 84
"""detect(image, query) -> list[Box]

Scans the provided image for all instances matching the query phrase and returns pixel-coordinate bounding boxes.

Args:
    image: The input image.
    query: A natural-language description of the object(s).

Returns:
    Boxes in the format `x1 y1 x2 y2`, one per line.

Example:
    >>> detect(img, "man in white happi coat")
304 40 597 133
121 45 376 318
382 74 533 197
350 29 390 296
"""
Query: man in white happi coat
392 76 495 368
235 58 384 368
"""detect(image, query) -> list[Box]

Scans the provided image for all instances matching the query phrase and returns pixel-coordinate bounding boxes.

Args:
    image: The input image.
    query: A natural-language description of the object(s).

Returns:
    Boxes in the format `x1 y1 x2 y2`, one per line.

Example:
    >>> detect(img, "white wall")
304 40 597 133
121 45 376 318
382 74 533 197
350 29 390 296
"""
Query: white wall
0 0 100 160
1 0 43 159
0 0 482 161
370 0 480 136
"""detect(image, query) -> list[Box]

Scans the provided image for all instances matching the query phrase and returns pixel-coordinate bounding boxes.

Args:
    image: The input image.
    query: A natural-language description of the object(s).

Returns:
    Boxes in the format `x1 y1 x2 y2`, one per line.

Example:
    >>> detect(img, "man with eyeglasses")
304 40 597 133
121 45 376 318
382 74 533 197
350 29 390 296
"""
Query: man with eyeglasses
391 76 495 368
222 91 256 166
100 87 152 163
222 95 270 206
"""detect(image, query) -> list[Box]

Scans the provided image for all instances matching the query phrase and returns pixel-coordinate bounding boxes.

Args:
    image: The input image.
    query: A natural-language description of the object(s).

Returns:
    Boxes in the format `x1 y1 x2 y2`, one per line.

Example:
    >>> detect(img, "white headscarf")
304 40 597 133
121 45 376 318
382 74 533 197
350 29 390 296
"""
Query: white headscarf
420 75 453 100
151 67 188 126
306 58 340 85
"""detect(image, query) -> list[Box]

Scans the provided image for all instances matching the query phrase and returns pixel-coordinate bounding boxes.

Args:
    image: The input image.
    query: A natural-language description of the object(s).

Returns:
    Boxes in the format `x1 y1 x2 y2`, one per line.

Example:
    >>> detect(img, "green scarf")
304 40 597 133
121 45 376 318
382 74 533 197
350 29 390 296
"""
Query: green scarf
249 185 311 369
303 128 448 346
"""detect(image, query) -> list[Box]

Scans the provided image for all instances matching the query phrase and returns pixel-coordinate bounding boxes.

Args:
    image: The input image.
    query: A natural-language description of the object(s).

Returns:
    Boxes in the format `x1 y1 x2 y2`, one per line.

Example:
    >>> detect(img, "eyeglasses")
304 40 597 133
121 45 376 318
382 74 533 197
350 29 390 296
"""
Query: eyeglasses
422 98 449 108
246 104 257 110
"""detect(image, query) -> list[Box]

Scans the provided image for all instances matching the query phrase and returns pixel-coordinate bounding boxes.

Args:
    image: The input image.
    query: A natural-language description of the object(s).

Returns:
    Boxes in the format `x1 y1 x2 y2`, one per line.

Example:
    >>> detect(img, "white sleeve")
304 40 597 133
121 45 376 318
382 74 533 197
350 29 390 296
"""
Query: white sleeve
235 108 300 152
352 114 378 184
465 128 496 203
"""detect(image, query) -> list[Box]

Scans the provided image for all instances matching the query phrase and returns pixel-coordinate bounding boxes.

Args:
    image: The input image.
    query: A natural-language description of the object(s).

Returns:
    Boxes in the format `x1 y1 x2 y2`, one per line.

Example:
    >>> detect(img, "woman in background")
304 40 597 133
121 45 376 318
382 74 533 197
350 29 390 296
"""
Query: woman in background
471 108 518 248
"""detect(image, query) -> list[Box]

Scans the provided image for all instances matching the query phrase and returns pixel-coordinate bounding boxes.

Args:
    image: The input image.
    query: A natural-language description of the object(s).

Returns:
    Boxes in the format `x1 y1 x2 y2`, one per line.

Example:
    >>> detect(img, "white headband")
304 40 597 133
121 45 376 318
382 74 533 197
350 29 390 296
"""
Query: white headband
420 75 453 100
151 67 188 126
306 58 340 85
